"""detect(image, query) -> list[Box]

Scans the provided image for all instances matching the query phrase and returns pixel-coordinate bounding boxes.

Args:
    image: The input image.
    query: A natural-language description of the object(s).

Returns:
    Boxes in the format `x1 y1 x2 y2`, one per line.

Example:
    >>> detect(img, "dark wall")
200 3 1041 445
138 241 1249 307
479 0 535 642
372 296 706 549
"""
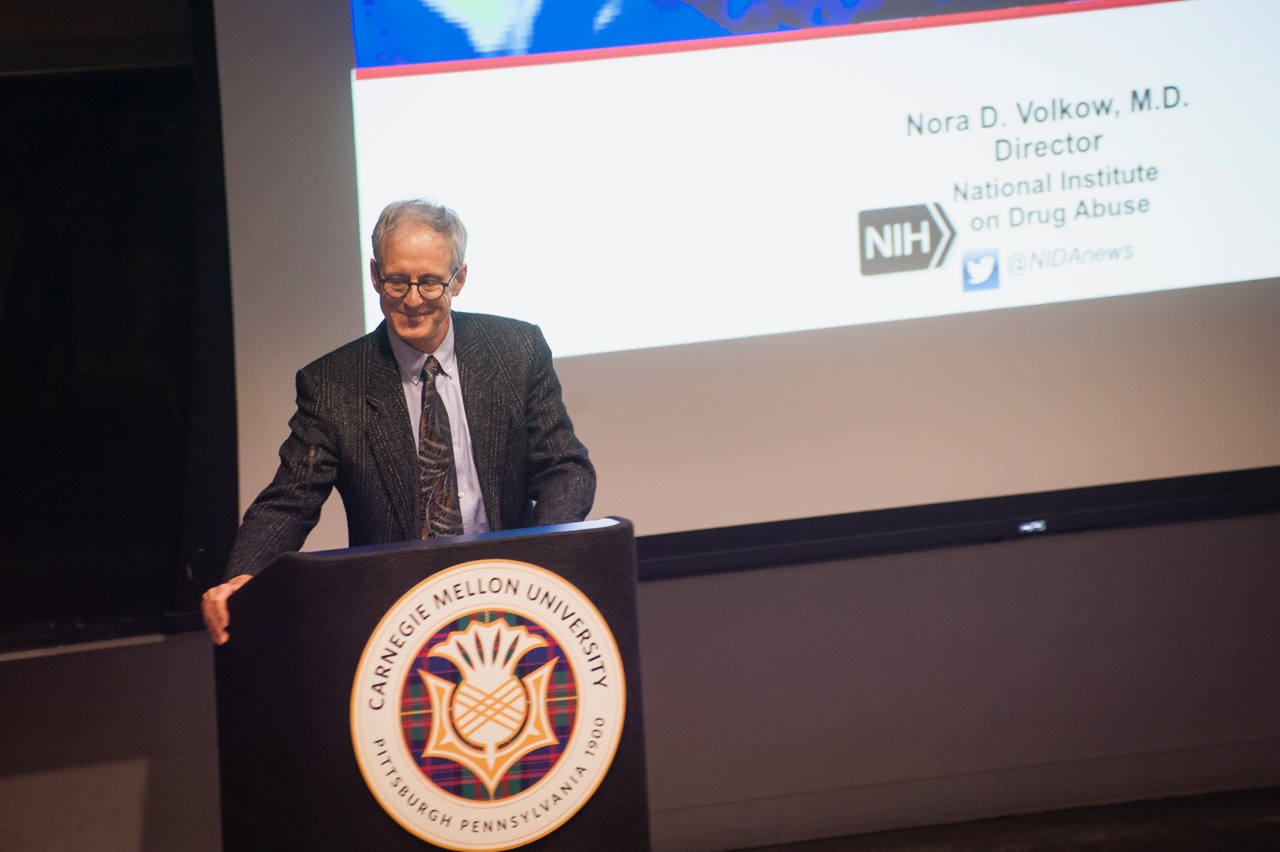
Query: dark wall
0 0 236 652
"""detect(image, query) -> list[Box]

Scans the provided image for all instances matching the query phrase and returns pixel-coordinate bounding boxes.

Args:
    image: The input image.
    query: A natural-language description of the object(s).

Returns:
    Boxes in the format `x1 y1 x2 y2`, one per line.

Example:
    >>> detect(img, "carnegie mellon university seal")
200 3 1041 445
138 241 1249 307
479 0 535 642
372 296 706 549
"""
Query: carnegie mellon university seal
351 559 625 850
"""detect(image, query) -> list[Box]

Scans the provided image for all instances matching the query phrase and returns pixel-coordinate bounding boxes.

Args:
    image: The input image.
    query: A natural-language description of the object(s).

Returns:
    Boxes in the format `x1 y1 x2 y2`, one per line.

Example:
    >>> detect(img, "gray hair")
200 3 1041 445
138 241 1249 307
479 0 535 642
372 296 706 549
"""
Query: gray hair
370 199 468 270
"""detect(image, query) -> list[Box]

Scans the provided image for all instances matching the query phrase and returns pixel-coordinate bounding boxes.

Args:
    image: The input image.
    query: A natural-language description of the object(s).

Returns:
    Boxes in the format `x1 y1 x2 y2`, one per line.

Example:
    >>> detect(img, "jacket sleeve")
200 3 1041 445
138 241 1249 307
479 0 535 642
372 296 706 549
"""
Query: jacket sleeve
524 326 596 527
222 366 339 578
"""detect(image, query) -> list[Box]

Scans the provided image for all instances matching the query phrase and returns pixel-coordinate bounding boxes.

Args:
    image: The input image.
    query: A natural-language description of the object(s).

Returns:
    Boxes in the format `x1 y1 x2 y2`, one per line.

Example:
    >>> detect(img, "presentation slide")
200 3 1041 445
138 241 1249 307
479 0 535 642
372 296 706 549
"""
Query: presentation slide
350 0 1280 356
208 0 1277 539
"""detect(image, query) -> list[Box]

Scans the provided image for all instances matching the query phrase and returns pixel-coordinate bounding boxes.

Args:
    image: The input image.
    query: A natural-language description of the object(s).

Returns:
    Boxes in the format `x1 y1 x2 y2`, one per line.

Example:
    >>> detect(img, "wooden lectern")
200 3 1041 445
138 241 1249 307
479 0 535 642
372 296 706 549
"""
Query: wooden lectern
214 518 650 851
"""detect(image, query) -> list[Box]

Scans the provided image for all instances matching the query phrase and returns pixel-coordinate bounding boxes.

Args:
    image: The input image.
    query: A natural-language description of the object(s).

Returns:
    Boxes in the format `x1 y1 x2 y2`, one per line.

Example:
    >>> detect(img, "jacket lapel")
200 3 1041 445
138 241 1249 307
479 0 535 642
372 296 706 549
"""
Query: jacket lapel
454 312 506 529
364 323 419 540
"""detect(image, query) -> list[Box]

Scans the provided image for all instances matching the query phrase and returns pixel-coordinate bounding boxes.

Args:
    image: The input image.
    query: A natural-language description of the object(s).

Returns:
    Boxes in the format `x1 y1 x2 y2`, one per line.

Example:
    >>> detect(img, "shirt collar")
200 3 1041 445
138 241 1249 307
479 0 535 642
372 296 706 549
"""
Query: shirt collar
386 316 457 384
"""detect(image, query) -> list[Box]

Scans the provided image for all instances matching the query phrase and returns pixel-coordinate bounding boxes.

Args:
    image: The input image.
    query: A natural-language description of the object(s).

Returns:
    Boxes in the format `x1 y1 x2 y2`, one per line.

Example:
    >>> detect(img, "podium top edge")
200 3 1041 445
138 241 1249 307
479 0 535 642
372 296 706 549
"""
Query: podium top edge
303 517 630 561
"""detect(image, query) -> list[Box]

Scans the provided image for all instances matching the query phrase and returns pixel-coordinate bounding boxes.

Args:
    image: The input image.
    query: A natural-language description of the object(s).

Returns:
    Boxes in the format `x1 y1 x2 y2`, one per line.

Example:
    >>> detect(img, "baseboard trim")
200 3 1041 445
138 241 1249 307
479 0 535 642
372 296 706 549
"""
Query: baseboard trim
650 738 1280 852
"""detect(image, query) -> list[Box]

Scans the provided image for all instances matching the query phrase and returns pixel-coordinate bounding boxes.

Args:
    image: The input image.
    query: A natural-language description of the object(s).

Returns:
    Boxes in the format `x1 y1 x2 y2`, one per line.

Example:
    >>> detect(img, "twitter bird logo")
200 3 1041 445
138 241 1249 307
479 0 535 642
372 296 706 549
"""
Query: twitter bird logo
962 249 1000 291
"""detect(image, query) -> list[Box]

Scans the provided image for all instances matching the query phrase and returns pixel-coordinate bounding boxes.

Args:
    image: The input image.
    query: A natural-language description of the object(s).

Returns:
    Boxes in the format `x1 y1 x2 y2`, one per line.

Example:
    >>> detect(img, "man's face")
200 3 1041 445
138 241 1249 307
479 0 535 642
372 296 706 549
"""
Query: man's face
371 224 467 354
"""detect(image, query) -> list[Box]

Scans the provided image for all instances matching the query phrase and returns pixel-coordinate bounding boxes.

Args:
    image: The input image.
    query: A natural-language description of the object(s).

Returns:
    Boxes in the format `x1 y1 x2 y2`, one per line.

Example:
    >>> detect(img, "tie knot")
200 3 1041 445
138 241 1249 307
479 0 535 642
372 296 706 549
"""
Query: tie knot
423 356 442 381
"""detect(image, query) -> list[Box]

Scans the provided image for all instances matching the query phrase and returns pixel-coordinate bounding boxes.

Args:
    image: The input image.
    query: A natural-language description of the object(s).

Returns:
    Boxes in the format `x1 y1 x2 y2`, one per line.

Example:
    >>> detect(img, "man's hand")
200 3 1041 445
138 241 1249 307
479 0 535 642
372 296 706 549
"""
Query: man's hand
202 574 254 645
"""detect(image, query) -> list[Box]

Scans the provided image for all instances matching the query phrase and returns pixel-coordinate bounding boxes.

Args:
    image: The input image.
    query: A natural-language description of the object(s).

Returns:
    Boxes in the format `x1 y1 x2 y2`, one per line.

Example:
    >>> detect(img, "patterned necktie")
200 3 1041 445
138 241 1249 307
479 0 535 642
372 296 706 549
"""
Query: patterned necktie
419 356 464 538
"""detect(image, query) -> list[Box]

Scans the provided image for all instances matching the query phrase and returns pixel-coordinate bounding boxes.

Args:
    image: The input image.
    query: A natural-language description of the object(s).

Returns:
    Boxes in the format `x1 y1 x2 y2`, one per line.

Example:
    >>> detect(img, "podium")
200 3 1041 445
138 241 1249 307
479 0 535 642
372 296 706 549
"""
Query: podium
215 518 650 851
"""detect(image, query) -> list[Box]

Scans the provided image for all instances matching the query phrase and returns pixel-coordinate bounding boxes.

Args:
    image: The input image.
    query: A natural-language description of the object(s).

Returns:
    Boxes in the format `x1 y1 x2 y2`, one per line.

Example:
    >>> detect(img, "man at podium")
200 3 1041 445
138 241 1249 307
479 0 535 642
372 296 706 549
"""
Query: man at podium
202 199 595 644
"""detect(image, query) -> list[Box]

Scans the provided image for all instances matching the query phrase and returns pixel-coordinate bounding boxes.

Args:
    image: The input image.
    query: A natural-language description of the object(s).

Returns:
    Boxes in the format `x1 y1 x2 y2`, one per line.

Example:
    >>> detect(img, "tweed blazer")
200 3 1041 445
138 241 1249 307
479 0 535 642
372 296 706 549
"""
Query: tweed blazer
225 312 595 577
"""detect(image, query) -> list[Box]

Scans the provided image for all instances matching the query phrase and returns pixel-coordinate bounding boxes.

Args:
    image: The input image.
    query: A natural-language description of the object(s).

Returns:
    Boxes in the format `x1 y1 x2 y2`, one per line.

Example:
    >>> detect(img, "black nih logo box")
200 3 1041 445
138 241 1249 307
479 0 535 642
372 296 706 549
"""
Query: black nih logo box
859 203 954 275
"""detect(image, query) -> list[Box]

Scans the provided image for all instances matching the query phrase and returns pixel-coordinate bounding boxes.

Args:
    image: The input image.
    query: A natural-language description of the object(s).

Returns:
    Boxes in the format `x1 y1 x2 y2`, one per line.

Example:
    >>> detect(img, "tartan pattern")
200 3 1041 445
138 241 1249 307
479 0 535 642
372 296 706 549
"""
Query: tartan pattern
400 610 578 801
418 356 464 538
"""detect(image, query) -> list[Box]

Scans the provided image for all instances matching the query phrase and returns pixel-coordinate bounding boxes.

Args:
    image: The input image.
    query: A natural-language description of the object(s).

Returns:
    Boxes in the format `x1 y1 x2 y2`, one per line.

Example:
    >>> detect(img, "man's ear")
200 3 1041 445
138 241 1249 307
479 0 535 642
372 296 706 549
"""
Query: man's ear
451 263 468 297
369 258 381 292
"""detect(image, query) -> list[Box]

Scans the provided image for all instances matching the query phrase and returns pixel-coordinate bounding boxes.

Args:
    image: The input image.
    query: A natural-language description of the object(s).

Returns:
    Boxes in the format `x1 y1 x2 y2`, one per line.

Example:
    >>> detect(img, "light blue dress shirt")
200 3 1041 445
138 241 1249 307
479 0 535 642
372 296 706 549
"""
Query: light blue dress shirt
386 321 490 535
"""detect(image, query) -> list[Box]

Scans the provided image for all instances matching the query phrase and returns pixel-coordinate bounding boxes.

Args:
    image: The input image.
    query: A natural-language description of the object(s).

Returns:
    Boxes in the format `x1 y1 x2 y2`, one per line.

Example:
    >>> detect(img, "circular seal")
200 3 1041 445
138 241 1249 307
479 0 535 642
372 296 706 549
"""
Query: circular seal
351 559 626 850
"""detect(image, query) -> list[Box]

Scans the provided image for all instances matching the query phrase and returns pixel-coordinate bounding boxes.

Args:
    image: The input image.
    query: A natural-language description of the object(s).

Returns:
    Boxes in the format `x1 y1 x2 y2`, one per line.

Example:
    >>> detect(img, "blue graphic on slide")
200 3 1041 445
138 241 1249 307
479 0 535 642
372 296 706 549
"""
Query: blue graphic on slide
962 249 1000 292
351 0 1068 69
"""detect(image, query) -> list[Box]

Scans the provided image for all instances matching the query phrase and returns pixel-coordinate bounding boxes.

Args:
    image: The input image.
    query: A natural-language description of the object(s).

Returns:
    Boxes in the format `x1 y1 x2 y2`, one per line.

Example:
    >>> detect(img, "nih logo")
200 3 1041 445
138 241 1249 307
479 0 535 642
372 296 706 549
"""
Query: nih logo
859 203 954 276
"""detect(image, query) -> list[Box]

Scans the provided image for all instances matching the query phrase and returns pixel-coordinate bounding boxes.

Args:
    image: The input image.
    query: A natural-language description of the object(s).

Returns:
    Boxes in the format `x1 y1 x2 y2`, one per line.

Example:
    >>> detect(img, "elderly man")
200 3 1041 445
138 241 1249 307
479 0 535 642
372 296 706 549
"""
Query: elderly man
202 199 594 643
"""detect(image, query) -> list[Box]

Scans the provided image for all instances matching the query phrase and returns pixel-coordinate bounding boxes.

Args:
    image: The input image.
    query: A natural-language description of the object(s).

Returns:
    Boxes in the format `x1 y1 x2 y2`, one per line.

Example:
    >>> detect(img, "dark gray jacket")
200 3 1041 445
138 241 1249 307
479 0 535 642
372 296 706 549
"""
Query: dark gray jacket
225 312 595 577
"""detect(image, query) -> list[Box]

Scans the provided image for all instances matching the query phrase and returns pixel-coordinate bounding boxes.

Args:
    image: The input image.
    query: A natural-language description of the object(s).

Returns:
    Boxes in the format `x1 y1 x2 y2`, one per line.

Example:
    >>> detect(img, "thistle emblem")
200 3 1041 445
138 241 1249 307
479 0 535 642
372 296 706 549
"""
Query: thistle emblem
418 618 561 795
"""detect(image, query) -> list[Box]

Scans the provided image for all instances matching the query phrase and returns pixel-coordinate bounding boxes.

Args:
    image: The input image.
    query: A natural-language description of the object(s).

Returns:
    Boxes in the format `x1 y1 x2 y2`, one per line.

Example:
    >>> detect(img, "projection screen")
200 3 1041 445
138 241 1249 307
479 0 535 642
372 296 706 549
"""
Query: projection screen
217 0 1280 544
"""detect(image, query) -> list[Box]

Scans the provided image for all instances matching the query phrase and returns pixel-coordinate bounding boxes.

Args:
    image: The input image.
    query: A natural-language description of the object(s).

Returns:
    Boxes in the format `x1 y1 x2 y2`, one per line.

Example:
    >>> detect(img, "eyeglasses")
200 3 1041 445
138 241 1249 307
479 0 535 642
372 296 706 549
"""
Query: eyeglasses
377 264 461 300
